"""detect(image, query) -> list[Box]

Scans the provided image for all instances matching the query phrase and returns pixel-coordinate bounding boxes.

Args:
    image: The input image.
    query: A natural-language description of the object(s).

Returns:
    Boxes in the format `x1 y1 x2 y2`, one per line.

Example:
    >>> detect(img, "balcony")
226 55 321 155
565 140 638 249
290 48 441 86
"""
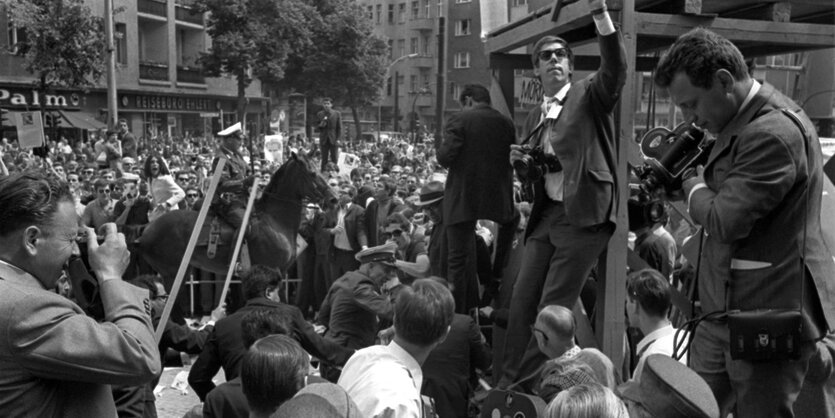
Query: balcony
410 18 435 31
177 65 205 84
409 93 434 108
140 61 169 81
176 5 204 25
412 55 435 68
138 0 167 18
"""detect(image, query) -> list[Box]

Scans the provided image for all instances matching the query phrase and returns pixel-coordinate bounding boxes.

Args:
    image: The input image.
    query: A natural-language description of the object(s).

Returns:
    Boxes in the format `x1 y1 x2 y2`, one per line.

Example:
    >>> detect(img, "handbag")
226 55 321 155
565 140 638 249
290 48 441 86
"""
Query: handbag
725 109 811 363
480 389 545 418
727 308 802 361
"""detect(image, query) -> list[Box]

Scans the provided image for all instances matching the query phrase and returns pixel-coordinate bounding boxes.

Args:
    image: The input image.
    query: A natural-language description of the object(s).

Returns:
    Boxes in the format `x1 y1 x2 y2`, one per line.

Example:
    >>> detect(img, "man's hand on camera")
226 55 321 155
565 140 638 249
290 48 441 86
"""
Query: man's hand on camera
85 223 129 284
682 165 706 198
509 144 525 165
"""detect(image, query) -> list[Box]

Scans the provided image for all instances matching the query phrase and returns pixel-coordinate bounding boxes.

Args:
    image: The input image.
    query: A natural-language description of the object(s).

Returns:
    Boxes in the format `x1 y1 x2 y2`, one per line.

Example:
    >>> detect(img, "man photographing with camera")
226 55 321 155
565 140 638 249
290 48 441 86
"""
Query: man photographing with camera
499 0 627 390
0 172 161 416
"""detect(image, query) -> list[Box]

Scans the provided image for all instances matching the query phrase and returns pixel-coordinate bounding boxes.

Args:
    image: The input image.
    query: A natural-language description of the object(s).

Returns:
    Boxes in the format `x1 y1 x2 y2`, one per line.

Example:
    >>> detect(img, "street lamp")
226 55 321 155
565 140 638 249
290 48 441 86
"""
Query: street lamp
379 53 418 141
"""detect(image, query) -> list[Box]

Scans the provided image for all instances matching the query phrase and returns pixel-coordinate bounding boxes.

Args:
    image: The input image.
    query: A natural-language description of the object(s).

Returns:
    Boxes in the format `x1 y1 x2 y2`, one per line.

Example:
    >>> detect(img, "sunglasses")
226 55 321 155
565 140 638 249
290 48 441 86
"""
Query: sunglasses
82 170 94 175
97 189 111 194
186 193 199 198
537 48 569 62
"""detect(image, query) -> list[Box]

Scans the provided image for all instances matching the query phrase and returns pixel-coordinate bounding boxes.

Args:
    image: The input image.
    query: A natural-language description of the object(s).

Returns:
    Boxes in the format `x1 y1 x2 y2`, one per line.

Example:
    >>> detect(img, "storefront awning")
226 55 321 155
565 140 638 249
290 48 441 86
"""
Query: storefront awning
57 110 107 131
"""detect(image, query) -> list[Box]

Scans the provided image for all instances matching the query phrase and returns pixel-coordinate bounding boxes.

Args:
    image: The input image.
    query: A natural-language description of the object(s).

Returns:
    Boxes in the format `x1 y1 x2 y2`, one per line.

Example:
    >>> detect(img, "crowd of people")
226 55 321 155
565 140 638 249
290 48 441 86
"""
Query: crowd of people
1 0 834 416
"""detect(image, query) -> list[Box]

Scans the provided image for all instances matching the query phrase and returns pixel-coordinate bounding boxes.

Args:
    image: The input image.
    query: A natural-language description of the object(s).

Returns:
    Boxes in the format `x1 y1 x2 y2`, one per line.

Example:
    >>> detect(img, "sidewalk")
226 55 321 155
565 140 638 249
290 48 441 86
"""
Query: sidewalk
153 366 226 418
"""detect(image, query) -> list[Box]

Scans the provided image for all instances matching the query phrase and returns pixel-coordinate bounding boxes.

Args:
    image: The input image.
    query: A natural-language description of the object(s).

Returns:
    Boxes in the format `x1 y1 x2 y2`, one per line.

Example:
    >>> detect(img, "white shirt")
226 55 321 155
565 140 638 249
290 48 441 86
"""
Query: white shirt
334 204 353 251
338 341 423 418
631 324 688 382
540 83 571 202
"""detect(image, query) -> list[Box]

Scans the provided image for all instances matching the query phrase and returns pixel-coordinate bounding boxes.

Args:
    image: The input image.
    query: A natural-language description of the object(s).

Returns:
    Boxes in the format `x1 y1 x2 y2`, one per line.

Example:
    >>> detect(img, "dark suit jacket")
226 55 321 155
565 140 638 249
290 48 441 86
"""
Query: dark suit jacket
437 103 516 225
422 314 492 418
212 146 250 195
364 198 408 247
203 377 248 418
689 82 835 338
318 271 393 350
120 131 138 159
187 297 353 400
329 203 368 253
523 31 627 237
318 108 342 146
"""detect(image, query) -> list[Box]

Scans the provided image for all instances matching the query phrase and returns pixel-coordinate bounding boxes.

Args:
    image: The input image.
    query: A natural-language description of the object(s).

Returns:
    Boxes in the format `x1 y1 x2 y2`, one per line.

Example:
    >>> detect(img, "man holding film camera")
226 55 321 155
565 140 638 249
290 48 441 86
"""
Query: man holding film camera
0 172 160 416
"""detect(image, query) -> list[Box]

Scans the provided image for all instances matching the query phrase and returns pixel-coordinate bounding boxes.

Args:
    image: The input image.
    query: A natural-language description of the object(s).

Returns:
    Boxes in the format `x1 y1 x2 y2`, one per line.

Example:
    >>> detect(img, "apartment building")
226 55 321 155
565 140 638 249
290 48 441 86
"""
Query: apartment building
0 0 268 140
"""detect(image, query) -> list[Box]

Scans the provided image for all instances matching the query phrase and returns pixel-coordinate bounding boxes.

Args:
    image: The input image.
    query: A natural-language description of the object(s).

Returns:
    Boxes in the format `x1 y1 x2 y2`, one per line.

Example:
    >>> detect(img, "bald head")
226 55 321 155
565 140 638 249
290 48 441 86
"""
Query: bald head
535 305 577 358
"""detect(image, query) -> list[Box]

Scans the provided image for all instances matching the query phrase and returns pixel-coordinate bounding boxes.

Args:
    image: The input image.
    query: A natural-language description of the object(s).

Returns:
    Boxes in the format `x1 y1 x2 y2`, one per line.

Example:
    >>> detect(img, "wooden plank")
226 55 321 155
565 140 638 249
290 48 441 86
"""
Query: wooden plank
634 12 835 48
598 0 635 371
485 5 599 53
489 52 659 72
672 0 703 15
723 2 792 22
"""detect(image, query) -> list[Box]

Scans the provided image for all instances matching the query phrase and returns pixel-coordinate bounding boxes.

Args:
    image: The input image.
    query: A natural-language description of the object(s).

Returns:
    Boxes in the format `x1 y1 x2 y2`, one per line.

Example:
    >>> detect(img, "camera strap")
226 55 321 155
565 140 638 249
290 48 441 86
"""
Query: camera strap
674 107 812 361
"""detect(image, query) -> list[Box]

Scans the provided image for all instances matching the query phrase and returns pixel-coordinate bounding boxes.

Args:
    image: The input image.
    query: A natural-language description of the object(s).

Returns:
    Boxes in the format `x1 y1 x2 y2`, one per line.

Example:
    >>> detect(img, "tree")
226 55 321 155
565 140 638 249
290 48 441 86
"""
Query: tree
280 0 388 141
195 0 319 127
2 0 106 139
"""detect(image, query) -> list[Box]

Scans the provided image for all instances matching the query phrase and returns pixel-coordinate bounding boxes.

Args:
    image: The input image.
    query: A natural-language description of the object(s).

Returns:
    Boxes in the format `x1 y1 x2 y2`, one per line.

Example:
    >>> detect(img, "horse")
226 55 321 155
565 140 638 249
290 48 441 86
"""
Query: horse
135 153 332 287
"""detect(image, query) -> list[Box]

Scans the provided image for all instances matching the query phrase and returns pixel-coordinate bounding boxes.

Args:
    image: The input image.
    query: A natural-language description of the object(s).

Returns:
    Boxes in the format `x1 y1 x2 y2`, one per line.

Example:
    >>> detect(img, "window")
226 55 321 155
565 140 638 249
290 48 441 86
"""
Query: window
410 37 418 54
450 82 460 100
376 5 382 24
115 23 128 65
456 0 472 3
388 4 394 24
411 1 420 19
455 19 471 36
454 51 470 68
6 21 27 53
512 0 527 6
421 34 430 55
387 76 393 96
423 0 431 18
398 3 406 23
410 75 418 92
367 5 373 20
388 39 394 59
398 39 406 57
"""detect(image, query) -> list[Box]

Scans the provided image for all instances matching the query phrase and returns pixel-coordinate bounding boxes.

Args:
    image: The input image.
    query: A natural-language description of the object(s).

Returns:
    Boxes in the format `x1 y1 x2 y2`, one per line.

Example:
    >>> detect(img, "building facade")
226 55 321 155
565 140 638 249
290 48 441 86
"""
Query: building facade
0 0 268 142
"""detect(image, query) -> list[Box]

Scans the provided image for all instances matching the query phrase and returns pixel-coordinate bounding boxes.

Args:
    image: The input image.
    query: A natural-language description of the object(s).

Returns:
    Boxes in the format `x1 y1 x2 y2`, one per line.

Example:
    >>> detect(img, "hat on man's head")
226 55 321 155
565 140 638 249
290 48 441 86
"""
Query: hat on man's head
414 181 444 206
355 242 398 266
617 354 719 418
275 382 361 418
217 122 243 137
122 157 136 165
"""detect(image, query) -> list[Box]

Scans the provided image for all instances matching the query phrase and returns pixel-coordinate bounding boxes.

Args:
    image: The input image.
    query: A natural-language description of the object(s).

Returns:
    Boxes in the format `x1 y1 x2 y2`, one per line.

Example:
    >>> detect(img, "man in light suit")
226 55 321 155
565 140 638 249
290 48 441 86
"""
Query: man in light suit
436 83 517 314
499 0 627 389
327 185 369 280
0 172 161 417
658 28 835 417
318 97 342 172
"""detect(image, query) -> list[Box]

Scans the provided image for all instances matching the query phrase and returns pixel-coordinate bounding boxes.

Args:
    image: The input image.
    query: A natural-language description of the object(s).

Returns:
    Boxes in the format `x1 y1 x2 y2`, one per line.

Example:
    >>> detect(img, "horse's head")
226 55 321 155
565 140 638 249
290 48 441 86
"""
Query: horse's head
262 151 334 203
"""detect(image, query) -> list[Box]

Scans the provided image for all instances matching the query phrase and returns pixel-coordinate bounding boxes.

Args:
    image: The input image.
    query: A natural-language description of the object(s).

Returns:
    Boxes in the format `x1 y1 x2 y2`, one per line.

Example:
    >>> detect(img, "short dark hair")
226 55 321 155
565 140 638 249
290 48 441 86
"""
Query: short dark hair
626 268 672 318
394 278 455 346
241 335 308 414
0 172 73 236
385 212 411 231
654 27 748 89
119 118 128 124
93 178 111 191
459 84 491 105
241 265 283 300
241 309 291 349
322 97 333 103
531 35 574 69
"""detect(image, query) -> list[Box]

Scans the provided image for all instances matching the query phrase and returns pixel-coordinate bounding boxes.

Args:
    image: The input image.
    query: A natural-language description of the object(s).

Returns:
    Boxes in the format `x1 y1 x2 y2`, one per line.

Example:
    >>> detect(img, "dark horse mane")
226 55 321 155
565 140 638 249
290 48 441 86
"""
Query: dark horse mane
256 153 327 210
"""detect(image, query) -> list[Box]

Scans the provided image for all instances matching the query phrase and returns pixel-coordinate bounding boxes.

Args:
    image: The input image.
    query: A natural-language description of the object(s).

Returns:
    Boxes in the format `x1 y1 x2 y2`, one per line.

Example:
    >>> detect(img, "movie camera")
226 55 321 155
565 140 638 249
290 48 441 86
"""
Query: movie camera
628 123 713 230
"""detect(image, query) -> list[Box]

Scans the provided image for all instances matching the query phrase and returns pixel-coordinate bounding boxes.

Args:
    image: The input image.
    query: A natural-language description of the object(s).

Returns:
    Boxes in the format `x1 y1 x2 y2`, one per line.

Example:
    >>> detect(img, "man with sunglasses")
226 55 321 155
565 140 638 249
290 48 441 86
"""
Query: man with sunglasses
501 0 626 390
81 178 117 230
383 213 429 283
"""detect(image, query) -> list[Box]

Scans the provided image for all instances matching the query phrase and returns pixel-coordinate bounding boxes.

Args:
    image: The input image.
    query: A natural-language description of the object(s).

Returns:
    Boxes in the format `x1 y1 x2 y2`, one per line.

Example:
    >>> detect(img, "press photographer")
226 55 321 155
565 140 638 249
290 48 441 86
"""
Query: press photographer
0 172 160 416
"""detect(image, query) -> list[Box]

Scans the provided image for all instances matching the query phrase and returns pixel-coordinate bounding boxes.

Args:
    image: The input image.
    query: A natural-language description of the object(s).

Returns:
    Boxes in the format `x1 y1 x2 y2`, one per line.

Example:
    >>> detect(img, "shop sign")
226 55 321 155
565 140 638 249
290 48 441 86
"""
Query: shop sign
129 94 216 111
0 89 81 108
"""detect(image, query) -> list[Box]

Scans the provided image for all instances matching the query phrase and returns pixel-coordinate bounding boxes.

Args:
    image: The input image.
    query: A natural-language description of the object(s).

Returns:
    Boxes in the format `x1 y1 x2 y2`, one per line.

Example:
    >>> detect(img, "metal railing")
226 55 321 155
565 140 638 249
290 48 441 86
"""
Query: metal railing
139 61 169 81
138 0 167 17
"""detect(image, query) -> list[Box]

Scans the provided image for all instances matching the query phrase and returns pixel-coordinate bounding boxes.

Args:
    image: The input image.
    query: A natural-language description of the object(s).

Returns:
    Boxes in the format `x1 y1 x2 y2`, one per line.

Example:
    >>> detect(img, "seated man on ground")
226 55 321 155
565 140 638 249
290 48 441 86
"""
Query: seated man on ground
338 278 456 418
529 305 581 392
